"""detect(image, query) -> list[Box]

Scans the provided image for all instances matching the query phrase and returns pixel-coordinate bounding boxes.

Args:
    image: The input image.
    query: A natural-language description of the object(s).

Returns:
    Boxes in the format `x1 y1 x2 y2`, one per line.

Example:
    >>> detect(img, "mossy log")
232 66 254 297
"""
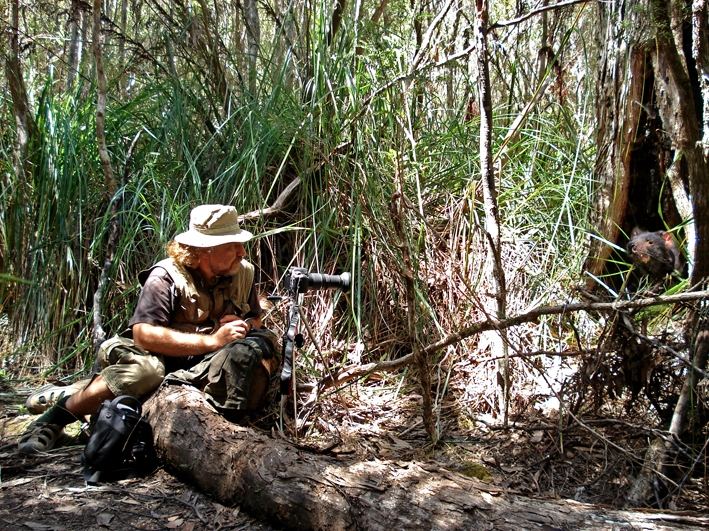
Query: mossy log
144 385 709 531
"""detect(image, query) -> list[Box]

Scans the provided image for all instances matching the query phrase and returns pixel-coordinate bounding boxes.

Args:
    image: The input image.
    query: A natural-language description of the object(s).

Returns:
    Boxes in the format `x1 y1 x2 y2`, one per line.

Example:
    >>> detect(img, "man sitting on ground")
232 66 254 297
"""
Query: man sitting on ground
19 204 277 453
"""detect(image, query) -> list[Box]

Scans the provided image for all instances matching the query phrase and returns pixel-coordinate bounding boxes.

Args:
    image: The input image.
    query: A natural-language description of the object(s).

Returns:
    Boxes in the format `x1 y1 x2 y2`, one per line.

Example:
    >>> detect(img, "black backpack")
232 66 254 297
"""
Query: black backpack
80 395 157 484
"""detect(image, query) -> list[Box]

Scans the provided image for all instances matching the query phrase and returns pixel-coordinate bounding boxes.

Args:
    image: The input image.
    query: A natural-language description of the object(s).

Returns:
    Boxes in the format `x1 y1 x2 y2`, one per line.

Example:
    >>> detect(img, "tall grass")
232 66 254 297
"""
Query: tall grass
0 0 597 425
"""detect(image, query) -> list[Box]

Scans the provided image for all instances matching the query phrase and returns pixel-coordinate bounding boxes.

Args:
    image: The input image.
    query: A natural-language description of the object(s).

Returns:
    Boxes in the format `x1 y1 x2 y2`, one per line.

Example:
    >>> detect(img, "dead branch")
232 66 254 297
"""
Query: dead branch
488 0 592 31
238 176 301 222
298 290 709 398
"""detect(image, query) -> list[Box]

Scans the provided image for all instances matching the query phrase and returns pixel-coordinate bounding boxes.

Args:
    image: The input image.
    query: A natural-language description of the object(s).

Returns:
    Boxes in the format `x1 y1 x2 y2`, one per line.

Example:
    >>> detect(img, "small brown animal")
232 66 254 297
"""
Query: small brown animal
626 228 681 279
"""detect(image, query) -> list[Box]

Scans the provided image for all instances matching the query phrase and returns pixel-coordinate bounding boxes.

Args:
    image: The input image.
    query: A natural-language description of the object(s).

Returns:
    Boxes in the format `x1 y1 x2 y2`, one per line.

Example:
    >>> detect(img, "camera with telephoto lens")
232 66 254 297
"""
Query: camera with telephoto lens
283 267 351 295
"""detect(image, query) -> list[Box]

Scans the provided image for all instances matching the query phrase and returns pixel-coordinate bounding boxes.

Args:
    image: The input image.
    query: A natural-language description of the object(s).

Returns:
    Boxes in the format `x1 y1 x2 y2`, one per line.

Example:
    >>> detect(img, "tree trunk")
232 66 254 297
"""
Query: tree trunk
624 0 709 508
583 0 645 289
243 0 261 95
143 385 709 531
474 0 509 423
66 0 83 89
3 0 36 304
653 0 709 285
6 0 36 182
195 0 232 114
92 0 121 353
695 0 709 152
328 0 346 45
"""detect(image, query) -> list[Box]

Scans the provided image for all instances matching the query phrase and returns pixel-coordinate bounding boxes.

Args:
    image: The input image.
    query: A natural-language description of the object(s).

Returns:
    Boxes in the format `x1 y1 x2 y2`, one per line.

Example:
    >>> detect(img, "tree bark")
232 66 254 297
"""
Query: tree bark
92 0 122 353
695 0 709 153
583 0 644 289
653 0 709 286
143 385 709 530
474 0 509 423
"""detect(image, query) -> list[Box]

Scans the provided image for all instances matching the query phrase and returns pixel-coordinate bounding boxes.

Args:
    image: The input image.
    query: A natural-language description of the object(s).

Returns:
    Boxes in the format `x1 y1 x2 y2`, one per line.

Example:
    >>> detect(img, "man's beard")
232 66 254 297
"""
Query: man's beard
214 257 242 277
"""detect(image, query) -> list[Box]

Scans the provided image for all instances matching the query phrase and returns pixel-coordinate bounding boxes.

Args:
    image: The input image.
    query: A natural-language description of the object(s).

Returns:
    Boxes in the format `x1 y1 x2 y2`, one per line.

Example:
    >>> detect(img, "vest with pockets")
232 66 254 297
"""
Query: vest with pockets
140 257 255 334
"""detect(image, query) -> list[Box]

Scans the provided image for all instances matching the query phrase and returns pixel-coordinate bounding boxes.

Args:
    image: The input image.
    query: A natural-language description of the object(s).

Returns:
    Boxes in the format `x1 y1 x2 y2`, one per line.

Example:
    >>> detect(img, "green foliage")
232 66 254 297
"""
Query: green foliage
0 0 597 383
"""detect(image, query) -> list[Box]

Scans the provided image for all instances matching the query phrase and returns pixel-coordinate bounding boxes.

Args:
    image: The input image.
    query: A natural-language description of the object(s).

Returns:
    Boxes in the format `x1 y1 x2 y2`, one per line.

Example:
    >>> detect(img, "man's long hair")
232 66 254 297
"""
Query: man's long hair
166 241 202 269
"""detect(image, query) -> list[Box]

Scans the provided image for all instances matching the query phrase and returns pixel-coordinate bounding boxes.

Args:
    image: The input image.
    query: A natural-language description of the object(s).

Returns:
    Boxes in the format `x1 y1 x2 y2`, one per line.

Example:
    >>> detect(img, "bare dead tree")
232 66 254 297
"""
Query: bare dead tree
474 0 509 423
91 0 121 354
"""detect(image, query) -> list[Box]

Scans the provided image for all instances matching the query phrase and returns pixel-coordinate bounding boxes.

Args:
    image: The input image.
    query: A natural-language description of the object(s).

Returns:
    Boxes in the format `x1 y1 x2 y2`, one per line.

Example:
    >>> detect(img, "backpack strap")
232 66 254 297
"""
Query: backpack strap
109 395 142 415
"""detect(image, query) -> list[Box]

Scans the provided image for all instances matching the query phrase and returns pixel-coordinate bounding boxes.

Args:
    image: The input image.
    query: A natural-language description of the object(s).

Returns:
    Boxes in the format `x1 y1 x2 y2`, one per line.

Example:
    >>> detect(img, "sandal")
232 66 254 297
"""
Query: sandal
18 422 64 454
25 380 87 414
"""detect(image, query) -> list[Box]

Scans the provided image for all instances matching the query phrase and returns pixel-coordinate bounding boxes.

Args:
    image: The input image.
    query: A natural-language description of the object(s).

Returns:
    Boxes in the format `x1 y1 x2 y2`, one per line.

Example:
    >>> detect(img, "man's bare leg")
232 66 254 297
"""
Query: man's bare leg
65 375 115 418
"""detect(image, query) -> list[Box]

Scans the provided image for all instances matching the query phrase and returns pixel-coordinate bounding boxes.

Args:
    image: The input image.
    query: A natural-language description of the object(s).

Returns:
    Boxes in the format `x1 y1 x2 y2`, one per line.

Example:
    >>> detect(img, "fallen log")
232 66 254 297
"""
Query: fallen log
144 385 709 531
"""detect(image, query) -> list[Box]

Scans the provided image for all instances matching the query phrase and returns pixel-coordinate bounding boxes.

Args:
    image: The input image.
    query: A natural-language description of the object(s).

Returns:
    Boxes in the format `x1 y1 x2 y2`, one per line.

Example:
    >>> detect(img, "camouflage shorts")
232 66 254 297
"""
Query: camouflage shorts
96 336 166 398
165 328 280 414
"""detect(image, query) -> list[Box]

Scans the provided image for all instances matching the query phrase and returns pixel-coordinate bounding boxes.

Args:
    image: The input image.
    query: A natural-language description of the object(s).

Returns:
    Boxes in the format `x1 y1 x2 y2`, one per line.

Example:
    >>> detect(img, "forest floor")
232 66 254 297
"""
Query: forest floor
1 373 708 531
0 383 278 531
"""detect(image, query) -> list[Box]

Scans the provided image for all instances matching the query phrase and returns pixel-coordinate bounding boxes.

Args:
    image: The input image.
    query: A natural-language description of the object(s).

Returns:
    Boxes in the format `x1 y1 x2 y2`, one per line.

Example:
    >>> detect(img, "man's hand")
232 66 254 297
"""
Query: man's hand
213 314 251 345
133 314 263 357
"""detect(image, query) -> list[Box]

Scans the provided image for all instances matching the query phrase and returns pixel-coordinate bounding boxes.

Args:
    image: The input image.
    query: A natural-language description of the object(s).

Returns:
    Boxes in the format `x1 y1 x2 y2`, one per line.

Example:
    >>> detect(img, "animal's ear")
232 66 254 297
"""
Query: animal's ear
630 226 642 238
661 231 674 246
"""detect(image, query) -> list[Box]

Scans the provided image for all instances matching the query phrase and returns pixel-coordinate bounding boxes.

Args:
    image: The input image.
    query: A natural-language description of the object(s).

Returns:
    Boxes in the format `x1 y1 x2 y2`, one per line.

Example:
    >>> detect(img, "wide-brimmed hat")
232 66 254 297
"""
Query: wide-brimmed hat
174 204 253 248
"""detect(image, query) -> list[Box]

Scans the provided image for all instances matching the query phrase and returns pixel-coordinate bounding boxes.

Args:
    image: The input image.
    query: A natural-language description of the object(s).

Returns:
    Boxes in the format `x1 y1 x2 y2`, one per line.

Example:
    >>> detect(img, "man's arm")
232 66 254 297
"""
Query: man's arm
133 319 253 356
131 264 263 356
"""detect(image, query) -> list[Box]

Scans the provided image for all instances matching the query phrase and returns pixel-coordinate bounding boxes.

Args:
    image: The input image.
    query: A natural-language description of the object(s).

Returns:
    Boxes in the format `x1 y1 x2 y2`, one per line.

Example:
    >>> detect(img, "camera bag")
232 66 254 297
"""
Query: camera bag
80 395 157 485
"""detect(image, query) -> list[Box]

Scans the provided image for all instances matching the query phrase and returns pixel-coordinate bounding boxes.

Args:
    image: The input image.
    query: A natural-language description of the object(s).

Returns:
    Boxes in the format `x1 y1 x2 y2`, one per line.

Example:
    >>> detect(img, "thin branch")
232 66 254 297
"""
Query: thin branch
488 0 592 31
410 0 456 71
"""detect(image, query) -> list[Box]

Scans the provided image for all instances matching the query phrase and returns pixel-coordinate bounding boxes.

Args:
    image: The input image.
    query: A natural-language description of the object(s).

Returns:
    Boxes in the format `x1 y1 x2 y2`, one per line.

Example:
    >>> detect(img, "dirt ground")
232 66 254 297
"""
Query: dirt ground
0 446 278 531
1 375 708 531
0 388 278 531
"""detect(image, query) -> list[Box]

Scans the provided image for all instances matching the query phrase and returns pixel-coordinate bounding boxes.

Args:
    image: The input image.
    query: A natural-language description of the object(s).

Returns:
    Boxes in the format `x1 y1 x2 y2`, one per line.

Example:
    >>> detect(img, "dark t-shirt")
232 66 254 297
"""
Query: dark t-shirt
128 266 262 330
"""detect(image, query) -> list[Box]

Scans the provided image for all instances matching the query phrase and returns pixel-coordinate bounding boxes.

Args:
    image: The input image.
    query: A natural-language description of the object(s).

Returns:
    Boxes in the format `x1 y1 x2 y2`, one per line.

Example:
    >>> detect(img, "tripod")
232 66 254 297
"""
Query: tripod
272 269 349 436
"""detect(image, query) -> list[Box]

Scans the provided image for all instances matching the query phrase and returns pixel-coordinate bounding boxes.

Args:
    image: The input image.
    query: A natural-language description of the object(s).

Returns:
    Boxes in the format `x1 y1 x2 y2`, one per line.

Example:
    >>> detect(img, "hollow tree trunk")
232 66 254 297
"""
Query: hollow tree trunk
624 0 709 508
583 0 645 289
144 385 709 531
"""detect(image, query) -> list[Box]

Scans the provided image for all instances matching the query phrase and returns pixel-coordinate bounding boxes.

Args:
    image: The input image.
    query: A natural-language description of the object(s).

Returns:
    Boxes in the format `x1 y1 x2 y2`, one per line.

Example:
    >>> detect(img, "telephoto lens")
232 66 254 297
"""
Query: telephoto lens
306 272 351 292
